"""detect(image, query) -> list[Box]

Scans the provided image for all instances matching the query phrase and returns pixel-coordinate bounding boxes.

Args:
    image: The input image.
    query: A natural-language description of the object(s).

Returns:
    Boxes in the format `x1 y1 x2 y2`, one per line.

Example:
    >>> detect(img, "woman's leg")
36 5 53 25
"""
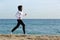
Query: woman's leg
11 21 20 32
20 20 25 34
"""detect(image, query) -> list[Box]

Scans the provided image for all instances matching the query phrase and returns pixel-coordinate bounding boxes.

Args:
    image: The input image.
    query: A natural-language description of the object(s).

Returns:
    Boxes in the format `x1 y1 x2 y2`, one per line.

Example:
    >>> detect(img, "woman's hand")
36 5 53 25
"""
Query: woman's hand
25 13 27 16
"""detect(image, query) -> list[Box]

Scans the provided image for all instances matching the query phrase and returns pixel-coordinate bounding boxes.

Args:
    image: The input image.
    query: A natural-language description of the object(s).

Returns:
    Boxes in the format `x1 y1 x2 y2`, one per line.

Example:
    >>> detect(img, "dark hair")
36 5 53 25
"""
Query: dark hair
18 5 22 11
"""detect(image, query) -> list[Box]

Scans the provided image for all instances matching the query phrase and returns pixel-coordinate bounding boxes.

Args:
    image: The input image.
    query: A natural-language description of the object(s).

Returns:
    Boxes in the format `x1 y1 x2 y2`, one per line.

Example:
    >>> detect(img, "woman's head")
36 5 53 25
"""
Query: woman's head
18 5 22 11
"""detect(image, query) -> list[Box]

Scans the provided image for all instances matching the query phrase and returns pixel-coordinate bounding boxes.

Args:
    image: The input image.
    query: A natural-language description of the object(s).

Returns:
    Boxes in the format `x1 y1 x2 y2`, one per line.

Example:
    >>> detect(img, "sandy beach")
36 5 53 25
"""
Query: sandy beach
0 34 60 40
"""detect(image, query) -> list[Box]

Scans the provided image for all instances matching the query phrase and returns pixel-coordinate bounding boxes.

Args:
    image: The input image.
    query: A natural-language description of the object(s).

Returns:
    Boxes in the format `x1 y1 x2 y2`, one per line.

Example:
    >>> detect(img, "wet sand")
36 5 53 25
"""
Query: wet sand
0 34 60 40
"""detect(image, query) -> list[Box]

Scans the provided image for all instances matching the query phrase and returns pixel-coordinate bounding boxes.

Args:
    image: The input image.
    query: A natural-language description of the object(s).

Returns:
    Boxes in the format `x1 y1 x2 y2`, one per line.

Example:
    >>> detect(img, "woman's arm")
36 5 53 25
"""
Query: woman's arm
23 13 27 17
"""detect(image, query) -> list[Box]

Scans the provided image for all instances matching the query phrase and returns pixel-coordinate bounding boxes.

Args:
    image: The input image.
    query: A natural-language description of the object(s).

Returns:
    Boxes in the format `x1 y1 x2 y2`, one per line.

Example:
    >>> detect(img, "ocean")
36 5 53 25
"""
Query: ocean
0 19 60 35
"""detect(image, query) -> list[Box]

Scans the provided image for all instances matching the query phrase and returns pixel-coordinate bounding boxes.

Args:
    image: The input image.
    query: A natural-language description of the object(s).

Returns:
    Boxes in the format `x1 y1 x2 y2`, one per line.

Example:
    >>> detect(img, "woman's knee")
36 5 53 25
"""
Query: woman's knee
23 24 25 26
23 24 25 27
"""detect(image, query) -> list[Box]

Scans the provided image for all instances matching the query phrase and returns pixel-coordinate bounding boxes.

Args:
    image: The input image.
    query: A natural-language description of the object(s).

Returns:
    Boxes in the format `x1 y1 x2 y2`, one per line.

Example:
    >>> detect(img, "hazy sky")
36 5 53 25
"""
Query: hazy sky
0 0 60 19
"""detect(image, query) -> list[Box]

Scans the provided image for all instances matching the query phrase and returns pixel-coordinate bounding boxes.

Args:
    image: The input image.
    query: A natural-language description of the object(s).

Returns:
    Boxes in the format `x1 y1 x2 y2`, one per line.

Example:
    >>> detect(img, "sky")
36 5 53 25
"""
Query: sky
0 0 60 19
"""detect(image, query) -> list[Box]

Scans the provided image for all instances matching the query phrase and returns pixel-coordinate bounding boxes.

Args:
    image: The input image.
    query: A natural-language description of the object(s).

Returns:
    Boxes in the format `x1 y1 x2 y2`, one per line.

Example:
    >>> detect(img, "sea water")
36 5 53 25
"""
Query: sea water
0 19 60 35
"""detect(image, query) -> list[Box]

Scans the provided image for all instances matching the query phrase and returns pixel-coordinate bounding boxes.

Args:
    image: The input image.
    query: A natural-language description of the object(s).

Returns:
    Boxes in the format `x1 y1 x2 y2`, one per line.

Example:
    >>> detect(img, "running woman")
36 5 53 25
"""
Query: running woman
11 5 27 34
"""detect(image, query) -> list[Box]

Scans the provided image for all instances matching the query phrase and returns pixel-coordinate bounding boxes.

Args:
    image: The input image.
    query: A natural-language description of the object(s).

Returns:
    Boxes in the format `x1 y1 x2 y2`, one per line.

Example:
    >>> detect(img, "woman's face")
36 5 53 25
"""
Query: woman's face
20 6 23 11
18 5 23 11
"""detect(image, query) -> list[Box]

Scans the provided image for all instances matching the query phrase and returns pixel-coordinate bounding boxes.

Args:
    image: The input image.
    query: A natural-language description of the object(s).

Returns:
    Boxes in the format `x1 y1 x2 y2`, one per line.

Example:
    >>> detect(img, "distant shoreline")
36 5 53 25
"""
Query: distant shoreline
0 19 60 20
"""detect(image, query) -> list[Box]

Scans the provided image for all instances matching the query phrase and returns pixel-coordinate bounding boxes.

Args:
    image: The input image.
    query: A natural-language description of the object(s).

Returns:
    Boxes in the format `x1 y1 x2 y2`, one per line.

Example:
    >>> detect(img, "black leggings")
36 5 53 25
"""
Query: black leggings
11 19 25 34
